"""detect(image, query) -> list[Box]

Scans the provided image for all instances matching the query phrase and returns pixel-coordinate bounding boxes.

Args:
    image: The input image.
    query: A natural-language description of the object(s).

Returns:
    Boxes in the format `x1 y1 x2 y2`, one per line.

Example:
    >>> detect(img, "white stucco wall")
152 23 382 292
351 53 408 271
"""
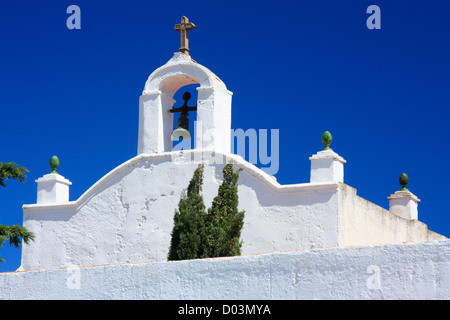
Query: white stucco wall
21 151 341 271
2 240 450 300
21 150 446 272
338 184 446 247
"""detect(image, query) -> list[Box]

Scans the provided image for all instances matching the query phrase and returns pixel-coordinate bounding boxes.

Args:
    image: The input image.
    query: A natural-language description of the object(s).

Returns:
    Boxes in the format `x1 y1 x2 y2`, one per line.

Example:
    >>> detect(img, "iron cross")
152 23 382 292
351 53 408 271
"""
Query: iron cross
174 16 196 55
169 92 197 116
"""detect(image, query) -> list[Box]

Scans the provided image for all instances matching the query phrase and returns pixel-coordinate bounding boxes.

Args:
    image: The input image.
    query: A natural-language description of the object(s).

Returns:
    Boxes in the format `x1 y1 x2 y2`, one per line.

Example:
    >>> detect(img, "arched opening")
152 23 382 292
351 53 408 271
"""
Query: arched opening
171 83 200 151
138 54 232 156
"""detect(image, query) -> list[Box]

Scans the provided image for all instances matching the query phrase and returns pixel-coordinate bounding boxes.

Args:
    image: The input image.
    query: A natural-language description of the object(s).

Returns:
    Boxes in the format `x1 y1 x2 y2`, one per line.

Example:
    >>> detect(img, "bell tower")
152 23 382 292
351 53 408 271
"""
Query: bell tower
137 16 233 155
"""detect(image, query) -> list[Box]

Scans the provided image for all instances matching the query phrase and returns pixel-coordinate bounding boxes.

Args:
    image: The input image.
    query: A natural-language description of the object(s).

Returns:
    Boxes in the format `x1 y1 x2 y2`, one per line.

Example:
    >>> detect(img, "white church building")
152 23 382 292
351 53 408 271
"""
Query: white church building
1 17 449 300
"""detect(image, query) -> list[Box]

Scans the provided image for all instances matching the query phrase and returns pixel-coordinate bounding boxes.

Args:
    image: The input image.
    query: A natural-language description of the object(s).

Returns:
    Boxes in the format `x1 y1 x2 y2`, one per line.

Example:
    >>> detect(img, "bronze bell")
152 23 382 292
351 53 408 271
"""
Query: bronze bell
172 113 191 140
170 91 197 140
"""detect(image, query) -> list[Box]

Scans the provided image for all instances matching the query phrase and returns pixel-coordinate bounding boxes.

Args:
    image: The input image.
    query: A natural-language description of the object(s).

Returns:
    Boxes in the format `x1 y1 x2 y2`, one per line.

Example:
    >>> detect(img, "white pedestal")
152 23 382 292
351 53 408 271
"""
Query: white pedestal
36 173 72 204
309 150 346 183
388 190 420 220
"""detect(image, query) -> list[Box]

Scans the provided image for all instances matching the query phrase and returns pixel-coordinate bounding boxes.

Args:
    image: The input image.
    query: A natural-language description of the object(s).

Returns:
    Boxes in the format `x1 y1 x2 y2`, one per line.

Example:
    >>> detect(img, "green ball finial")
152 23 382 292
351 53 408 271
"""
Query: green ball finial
322 131 333 151
49 156 59 174
399 173 409 191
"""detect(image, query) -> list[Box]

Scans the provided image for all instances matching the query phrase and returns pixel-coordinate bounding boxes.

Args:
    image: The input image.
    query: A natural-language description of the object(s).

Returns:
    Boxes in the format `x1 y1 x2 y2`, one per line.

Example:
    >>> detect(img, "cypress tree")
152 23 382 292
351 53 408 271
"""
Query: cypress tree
167 164 206 261
203 163 245 258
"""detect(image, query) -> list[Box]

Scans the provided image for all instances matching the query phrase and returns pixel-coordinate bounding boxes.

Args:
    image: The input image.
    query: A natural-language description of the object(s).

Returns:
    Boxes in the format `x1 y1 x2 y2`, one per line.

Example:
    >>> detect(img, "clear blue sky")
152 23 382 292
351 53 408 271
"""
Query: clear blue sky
1 0 449 272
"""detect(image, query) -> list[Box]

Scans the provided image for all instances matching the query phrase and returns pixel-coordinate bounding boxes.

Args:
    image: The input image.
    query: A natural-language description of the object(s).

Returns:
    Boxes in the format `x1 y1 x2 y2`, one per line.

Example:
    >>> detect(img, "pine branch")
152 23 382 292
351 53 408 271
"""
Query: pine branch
0 224 35 248
0 224 35 263
0 161 33 263
0 162 29 188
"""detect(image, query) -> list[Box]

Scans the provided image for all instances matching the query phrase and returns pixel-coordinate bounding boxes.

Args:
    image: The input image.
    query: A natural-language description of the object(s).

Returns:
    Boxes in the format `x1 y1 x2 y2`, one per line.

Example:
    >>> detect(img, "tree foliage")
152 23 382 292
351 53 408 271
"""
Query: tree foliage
0 162 35 263
0 225 35 262
0 162 29 188
168 164 207 261
204 163 245 258
167 162 245 261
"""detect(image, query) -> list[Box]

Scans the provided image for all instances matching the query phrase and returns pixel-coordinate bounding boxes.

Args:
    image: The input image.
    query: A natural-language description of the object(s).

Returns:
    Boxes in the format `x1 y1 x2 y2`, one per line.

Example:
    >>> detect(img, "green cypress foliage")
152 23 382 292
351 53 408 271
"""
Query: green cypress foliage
203 163 245 258
167 162 245 261
168 164 206 261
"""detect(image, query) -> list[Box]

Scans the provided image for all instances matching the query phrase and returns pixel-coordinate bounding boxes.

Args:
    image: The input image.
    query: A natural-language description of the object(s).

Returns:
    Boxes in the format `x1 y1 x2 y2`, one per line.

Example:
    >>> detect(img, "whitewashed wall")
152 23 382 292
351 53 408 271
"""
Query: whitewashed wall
21 150 446 272
338 183 445 247
3 240 450 300
21 151 341 271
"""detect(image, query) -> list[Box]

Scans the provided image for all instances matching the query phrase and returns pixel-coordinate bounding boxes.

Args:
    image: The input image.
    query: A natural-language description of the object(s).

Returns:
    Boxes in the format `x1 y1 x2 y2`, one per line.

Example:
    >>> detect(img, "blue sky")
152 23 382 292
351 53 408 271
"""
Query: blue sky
1 0 449 272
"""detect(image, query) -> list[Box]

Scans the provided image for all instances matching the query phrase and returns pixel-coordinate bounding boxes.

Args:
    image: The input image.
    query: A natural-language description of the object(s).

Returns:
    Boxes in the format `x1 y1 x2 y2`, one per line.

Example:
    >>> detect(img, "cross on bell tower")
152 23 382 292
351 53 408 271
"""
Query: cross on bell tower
138 16 233 155
174 16 196 55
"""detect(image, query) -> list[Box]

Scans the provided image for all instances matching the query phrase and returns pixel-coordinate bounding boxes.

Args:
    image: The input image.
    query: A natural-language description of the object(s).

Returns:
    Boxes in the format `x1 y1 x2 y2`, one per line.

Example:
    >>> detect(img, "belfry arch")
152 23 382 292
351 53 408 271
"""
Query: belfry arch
137 52 233 155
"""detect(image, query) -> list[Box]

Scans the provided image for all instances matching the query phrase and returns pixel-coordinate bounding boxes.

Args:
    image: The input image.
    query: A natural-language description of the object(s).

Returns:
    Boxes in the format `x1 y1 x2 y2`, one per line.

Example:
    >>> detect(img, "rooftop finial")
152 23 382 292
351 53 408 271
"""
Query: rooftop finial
322 131 333 151
49 155 59 174
174 16 196 55
399 173 409 191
